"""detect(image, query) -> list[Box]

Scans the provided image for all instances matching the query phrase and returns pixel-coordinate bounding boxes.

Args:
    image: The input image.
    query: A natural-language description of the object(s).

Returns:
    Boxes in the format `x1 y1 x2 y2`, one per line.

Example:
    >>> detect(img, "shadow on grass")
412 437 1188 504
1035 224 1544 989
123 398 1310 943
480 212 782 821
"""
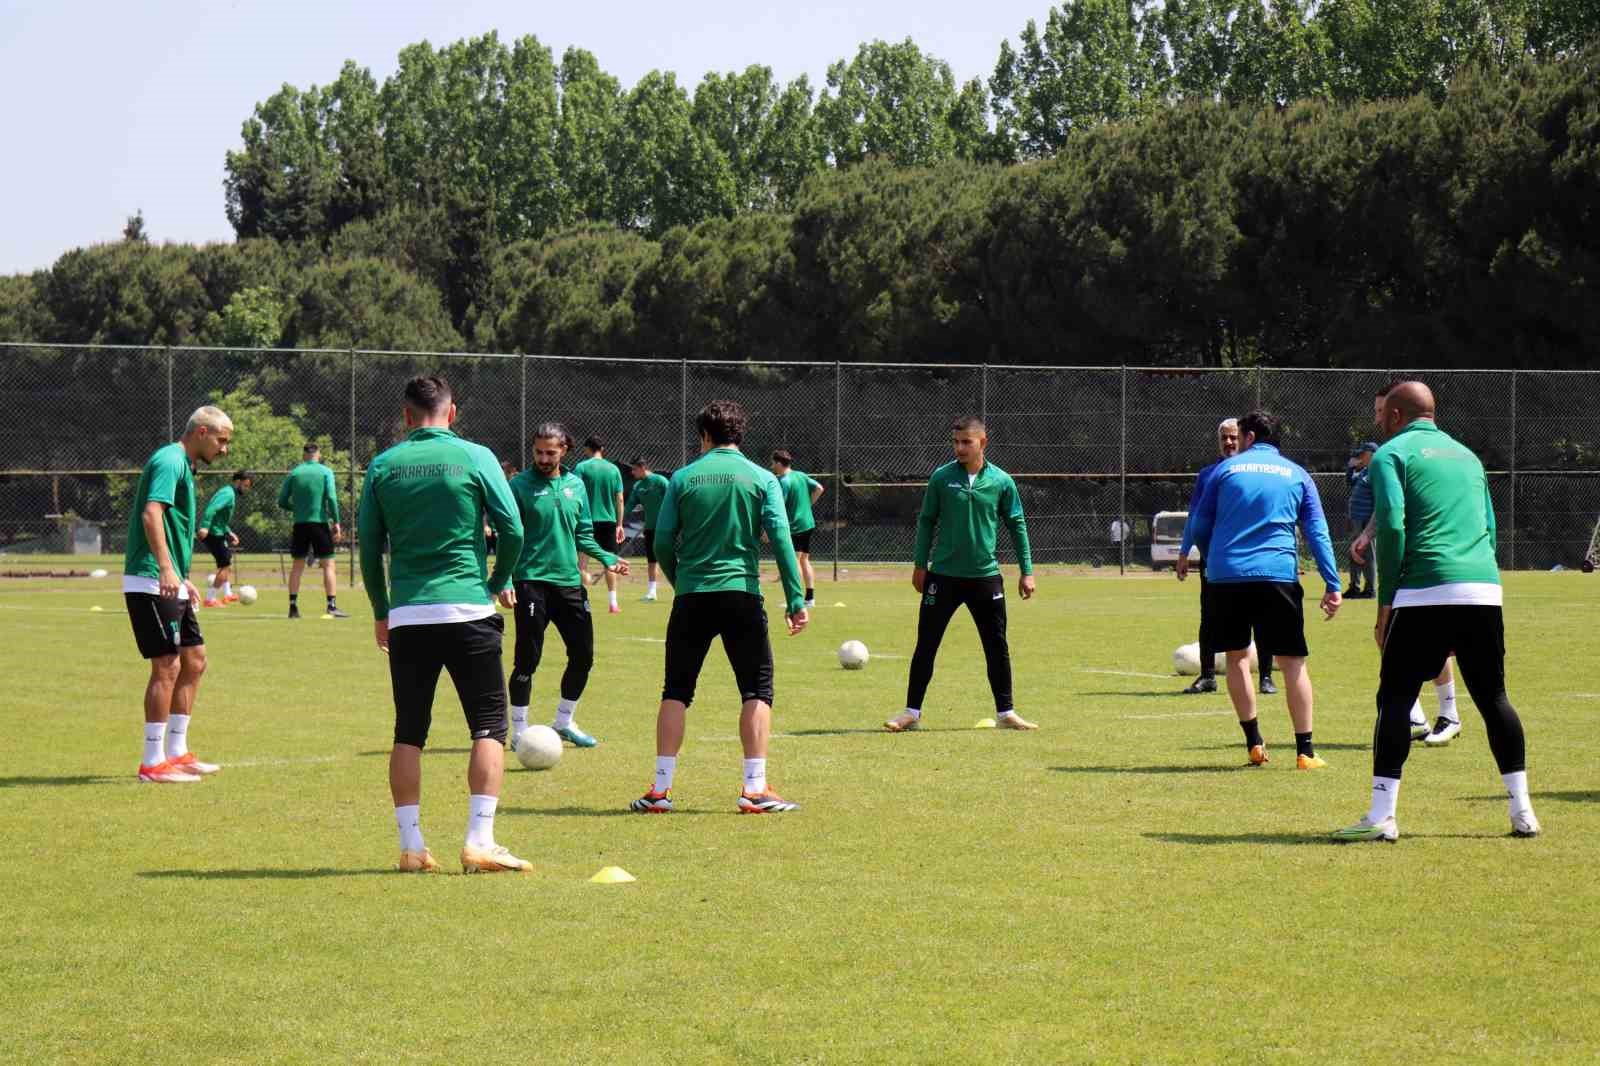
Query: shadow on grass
138 868 392 880
787 726 977 736
1051 764 1246 775
1184 742 1371 753
355 748 473 757
1081 690 1194 699
500 805 714 818
1145 831 1334 846
1459 791 1600 804
0 775 123 788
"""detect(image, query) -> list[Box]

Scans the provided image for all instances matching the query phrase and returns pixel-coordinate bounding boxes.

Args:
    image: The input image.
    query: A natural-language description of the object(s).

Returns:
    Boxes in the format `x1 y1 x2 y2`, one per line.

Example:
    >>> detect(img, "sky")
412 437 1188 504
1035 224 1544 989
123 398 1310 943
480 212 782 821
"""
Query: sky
0 0 1056 275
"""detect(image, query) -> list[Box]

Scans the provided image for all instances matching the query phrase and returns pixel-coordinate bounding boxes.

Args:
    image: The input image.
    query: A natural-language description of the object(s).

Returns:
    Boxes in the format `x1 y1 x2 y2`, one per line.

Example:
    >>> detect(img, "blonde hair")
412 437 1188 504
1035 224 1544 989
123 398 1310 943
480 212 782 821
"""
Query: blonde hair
184 405 233 436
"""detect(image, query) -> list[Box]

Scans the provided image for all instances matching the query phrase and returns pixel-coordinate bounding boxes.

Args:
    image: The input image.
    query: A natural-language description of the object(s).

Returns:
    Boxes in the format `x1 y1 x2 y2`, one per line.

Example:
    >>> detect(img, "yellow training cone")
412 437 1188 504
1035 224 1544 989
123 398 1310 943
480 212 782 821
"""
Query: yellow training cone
589 866 636 884
974 718 997 729
320 613 335 620
833 602 847 607
89 605 104 612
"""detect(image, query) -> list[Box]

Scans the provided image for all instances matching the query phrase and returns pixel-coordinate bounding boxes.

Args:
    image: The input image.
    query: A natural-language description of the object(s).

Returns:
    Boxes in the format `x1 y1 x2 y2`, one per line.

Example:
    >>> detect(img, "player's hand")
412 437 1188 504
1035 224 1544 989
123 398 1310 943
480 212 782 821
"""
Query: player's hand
614 524 624 546
1176 557 1190 581
911 567 927 594
374 619 390 654
332 523 343 543
183 579 200 604
1019 574 1036 600
609 560 631 576
496 587 516 610
1320 589 1342 620
786 607 809 635
1374 605 1391 651
196 529 208 541
158 565 181 598
1351 529 1372 565
228 532 240 547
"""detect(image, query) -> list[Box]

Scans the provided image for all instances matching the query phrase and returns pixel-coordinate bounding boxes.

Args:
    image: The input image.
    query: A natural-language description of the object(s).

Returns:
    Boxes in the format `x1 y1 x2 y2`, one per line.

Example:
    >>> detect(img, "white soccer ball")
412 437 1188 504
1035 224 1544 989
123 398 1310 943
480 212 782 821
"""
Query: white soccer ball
1173 640 1259 675
89 568 108 579
837 640 869 670
237 585 258 605
514 725 563 771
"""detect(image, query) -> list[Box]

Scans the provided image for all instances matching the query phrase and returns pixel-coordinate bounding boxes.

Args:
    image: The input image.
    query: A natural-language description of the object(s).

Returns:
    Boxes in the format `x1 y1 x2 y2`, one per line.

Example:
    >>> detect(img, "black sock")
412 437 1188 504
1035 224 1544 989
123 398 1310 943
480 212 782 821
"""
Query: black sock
805 587 814 601
327 595 337 608
1295 731 1314 757
1240 718 1263 747
1199 669 1214 682
289 594 298 605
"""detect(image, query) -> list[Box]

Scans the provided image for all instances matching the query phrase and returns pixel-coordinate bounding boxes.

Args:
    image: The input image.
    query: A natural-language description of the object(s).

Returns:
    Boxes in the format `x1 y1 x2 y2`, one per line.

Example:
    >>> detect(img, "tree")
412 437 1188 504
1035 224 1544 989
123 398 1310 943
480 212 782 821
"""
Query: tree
208 286 283 349
123 210 148 243
815 39 969 167
285 258 462 351
554 48 623 226
609 71 736 235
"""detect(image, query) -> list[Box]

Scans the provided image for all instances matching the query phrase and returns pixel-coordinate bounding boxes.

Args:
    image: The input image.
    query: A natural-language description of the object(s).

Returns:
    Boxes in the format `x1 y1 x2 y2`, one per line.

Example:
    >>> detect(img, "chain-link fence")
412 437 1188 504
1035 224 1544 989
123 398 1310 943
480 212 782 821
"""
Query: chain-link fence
4 343 1598 579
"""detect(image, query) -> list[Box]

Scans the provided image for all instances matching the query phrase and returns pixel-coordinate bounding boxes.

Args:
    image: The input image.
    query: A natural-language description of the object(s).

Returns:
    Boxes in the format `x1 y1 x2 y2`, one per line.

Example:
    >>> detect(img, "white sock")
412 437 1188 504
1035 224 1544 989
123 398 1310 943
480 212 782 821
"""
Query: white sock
647 581 657 595
743 757 767 794
903 707 922 722
553 698 577 731
142 722 166 766
609 590 619 609
997 710 1017 721
1437 680 1458 723
1369 776 1401 823
395 804 424 852
165 714 190 758
222 581 232 598
466 794 498 849
510 705 529 736
654 755 677 793
1409 700 1427 727
1502 771 1531 816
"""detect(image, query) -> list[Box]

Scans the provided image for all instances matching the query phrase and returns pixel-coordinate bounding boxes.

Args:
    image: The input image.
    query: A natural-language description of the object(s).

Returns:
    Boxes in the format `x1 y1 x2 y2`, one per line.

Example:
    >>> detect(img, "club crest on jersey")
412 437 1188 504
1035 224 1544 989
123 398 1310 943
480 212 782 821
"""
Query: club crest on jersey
564 489 573 498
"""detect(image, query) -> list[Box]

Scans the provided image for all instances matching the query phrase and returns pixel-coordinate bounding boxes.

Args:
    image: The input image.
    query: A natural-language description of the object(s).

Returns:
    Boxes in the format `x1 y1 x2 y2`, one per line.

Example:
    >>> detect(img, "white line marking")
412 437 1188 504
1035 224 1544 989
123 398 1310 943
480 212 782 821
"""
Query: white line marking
225 754 347 768
1082 668 1173 680
616 636 666 643
1118 710 1236 721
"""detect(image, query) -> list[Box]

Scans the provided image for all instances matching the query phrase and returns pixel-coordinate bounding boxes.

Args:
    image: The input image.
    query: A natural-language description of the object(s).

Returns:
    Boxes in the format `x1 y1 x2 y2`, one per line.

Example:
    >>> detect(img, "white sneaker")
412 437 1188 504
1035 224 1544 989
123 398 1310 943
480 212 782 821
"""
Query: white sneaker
1423 717 1461 746
1331 814 1399 842
1510 809 1541 837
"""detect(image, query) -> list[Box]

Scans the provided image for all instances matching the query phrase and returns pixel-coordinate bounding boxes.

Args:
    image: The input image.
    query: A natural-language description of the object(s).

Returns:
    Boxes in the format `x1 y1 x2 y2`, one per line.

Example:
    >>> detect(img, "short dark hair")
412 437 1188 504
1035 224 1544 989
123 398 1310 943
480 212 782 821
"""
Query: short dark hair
303 442 320 456
1238 410 1282 446
584 436 604 452
697 400 748 445
403 375 452 415
951 415 986 433
771 449 794 467
630 457 650 469
1375 381 1405 398
232 470 252 482
532 421 569 444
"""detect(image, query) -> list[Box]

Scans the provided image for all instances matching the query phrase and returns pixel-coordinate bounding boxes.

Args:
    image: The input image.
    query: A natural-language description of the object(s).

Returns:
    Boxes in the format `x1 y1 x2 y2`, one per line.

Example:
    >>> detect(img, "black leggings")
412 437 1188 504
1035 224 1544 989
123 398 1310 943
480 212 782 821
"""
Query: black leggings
509 581 595 706
1373 605 1525 779
906 573 1013 713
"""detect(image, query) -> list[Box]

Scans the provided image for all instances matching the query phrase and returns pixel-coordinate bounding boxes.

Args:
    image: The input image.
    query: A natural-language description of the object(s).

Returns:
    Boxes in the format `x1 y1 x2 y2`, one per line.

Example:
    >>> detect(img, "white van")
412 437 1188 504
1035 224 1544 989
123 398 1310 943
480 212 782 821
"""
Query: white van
1150 510 1199 570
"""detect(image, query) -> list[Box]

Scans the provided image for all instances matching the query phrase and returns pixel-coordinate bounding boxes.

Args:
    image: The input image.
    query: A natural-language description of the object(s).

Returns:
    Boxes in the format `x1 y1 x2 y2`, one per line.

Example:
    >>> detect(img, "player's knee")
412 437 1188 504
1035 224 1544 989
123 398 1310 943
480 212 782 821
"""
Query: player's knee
149 654 181 683
179 646 207 678
662 684 696 707
466 701 509 745
570 644 594 674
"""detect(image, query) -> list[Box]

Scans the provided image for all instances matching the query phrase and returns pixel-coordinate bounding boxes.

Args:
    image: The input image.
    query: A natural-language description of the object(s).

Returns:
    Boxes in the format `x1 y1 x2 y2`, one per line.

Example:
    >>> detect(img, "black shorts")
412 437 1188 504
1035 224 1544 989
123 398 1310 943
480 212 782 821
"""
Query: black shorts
290 522 334 560
584 521 611 554
387 615 508 748
642 528 657 564
125 592 204 659
791 529 813 554
203 536 233 568
1210 580 1307 658
662 591 774 707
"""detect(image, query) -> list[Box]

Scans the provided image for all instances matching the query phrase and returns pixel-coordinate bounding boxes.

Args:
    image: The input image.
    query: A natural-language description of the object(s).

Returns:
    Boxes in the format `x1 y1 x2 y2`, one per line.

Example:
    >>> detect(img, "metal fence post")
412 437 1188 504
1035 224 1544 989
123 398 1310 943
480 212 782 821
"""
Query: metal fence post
833 360 842 583
519 354 529 471
1509 369 1517 570
980 363 989 422
349 348 357 587
679 357 688 468
1119 365 1127 576
165 347 174 440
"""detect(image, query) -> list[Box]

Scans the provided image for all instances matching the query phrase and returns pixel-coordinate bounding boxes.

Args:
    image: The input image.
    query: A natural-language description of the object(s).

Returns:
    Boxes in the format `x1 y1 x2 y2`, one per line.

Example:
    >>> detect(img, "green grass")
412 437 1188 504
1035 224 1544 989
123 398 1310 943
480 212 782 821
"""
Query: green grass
2 567 1597 1064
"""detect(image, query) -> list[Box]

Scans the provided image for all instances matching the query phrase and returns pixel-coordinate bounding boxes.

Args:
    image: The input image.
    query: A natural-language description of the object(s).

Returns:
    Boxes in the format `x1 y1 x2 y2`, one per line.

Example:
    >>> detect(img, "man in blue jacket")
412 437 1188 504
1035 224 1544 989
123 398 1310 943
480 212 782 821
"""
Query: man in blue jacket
1179 410 1342 768
1345 441 1378 597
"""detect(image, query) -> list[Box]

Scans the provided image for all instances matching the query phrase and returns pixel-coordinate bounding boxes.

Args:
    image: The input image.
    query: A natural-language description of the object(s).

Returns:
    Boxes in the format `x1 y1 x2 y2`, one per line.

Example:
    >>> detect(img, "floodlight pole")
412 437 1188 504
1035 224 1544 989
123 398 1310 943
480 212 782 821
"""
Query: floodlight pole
165 348 174 441
1508 369 1517 570
679 358 688 468
1119 365 1127 576
349 348 357 588
833 360 842 583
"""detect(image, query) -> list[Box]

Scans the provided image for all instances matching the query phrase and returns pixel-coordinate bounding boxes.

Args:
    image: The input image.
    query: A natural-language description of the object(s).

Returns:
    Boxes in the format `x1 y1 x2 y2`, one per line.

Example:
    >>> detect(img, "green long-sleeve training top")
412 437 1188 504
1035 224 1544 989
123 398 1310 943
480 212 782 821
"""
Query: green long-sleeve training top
278 460 341 524
509 467 618 586
913 459 1033 578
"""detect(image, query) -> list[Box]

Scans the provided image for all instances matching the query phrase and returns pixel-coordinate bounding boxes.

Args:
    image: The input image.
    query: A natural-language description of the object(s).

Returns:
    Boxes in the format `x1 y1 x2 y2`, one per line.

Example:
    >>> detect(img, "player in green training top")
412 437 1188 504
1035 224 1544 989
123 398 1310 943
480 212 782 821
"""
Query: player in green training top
625 456 670 602
358 375 530 874
574 437 625 614
629 400 809 815
197 469 252 607
885 415 1039 733
1333 382 1540 843
124 405 233 783
506 421 630 750
279 442 346 619
769 449 825 608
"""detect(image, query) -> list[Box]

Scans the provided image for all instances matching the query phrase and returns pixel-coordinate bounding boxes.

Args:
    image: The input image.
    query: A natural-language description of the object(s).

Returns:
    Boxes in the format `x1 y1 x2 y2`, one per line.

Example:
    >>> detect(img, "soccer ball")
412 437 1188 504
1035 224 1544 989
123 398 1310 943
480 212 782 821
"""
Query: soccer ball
837 640 869 670
1172 640 1258 675
514 725 563 771
237 585 258 605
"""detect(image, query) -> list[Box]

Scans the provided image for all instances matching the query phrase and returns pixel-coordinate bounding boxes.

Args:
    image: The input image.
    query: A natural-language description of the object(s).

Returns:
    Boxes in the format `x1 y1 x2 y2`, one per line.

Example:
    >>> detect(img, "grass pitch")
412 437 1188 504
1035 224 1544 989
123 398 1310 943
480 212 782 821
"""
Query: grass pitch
2 562 1597 1064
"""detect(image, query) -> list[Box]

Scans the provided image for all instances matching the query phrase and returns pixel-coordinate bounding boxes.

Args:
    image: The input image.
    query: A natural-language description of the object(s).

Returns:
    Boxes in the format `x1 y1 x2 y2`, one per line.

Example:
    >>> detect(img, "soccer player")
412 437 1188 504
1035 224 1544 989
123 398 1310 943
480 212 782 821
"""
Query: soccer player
506 422 630 749
769 449 825 608
1181 422 1278 696
574 436 625 614
628 400 808 814
1352 384 1460 744
1344 442 1378 597
884 415 1038 733
279 442 346 619
358 375 530 874
197 469 252 607
625 457 670 602
1178 410 1341 769
124 405 233 783
1333 382 1540 842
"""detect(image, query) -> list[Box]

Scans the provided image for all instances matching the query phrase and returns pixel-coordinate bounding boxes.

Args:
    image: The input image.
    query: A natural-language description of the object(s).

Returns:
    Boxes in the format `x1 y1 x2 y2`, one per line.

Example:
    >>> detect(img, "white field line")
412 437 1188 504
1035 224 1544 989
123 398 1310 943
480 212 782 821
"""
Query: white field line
225 754 348 768
1119 710 1236 721
1082 668 1174 680
616 636 667 643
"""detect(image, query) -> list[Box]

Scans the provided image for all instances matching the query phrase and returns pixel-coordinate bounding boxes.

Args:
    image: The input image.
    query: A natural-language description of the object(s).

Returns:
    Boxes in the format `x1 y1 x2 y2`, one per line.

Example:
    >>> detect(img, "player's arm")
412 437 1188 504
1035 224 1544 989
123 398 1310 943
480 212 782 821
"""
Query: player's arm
1369 449 1406 609
808 476 825 504
624 482 639 516
1000 476 1035 599
573 490 619 570
1484 478 1498 557
277 474 292 512
141 502 181 597
653 481 680 587
912 476 940 592
1179 473 1218 579
201 491 223 540
478 456 523 600
357 469 389 620
761 477 807 627
1296 471 1342 614
612 468 625 544
324 467 343 535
